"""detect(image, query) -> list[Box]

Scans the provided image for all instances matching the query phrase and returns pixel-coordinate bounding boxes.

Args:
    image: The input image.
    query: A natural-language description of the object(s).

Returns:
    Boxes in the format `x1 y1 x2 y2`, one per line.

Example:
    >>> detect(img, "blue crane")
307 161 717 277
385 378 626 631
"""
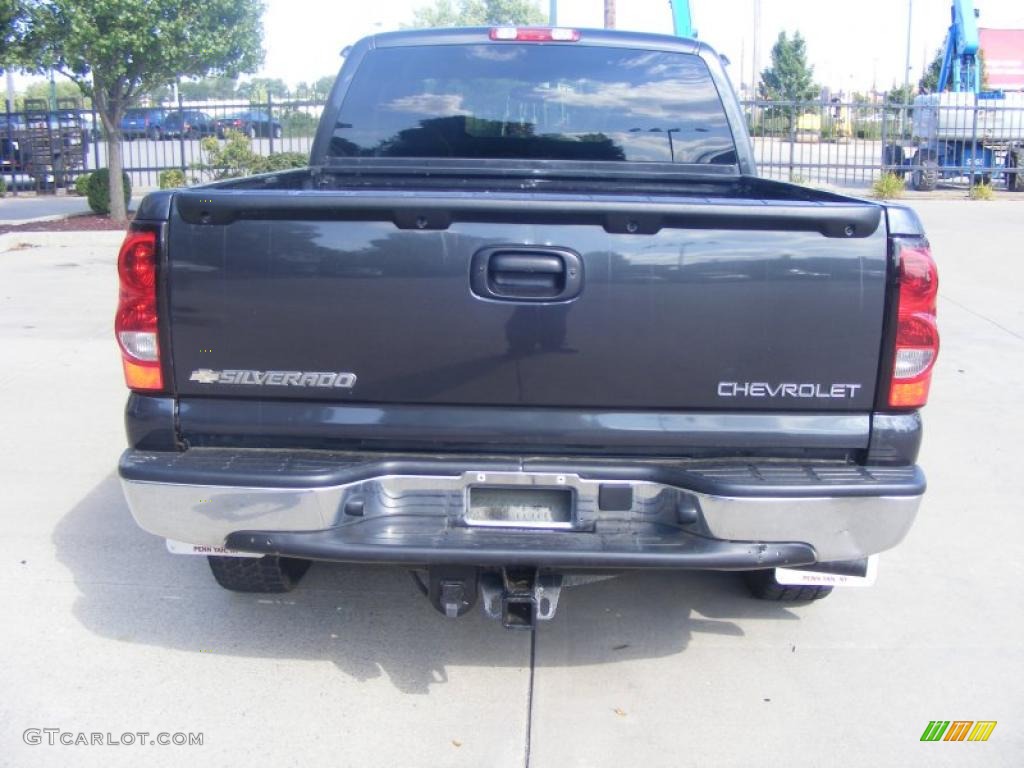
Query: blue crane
670 0 695 38
937 0 981 93
890 0 1024 191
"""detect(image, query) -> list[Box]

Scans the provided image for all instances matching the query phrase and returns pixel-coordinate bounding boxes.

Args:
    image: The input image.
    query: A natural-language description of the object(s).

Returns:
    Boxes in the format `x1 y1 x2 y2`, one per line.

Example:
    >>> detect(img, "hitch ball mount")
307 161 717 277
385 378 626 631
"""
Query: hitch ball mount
420 567 564 630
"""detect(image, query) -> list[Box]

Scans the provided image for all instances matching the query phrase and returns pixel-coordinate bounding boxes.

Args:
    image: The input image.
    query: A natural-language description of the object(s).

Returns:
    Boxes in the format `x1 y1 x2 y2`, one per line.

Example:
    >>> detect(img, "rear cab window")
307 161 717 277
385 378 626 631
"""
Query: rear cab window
329 43 737 165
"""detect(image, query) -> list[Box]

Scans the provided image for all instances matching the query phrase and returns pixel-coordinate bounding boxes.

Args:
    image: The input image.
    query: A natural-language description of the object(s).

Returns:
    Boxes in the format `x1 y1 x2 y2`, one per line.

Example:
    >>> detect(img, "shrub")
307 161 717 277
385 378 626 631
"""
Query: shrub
281 110 318 137
192 130 259 180
192 130 307 180
968 181 994 200
159 169 187 189
74 173 92 197
252 151 308 173
871 172 906 200
86 168 131 214
0 176 6 198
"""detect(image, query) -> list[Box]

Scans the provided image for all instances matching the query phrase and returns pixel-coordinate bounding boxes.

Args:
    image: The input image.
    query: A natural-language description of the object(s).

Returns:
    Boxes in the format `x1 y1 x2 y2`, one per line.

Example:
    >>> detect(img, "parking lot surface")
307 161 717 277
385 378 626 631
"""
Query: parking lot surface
0 195 92 223
1 202 1021 767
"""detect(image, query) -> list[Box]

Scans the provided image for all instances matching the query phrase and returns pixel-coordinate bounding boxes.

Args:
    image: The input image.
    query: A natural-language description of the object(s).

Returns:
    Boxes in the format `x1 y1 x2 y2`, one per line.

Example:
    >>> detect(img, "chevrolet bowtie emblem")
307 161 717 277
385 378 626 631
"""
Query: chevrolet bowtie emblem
189 369 221 384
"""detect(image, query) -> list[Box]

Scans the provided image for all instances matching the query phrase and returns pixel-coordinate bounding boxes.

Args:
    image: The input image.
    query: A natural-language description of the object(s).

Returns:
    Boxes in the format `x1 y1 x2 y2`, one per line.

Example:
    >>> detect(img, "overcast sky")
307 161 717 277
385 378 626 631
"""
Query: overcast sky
14 0 1024 94
259 0 1024 92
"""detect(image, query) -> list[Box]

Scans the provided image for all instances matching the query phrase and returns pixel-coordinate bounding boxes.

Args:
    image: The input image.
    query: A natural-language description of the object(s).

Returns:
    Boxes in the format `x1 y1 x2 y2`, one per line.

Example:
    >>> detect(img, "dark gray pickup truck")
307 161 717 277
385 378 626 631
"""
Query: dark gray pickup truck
116 27 939 628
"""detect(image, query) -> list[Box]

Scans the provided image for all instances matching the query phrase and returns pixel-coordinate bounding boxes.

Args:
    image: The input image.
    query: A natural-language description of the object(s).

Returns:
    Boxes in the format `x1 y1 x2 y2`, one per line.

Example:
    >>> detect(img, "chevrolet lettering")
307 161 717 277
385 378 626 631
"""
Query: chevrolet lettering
717 382 865 399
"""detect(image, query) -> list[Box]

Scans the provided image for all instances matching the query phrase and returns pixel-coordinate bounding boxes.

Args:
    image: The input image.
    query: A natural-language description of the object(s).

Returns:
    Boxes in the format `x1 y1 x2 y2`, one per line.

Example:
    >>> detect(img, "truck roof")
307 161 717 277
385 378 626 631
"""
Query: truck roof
364 26 705 57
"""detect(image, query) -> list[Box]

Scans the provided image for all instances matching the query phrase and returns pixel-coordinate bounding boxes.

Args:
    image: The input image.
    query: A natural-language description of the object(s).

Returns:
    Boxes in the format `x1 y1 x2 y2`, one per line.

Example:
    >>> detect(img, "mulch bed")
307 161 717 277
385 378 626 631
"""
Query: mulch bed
0 212 134 236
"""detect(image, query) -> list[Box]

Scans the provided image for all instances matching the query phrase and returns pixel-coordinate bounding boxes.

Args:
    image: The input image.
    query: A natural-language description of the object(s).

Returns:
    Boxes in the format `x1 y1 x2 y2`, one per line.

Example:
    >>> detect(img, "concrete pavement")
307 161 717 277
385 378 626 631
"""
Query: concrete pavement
0 194 92 223
0 194 148 225
0 204 1021 767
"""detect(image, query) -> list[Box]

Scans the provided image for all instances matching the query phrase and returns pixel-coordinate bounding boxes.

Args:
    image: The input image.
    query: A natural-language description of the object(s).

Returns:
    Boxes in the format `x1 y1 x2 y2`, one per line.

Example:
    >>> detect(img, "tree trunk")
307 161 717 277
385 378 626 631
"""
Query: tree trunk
106 127 127 223
96 105 128 223
604 0 615 29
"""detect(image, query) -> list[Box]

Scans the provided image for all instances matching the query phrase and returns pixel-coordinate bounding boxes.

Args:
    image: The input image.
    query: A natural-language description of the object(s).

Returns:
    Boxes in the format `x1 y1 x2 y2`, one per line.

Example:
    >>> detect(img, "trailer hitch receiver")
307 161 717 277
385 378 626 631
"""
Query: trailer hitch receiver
481 569 563 630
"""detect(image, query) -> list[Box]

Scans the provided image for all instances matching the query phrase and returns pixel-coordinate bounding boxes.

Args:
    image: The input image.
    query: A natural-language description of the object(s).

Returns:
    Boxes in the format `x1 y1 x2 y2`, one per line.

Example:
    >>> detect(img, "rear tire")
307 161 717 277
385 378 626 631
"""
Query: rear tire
207 555 311 593
882 144 905 179
911 151 939 191
1007 147 1024 192
743 570 833 602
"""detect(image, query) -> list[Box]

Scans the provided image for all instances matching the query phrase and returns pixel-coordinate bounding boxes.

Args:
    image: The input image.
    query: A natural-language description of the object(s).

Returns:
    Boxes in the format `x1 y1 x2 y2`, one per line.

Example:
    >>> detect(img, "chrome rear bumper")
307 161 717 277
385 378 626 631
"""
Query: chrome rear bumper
120 450 923 566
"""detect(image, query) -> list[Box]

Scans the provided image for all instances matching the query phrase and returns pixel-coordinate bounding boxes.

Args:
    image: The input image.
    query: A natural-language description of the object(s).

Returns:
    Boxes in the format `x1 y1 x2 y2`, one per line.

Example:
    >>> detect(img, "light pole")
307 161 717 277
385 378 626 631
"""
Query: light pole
549 0 557 26
752 0 761 98
903 0 913 98
902 0 913 136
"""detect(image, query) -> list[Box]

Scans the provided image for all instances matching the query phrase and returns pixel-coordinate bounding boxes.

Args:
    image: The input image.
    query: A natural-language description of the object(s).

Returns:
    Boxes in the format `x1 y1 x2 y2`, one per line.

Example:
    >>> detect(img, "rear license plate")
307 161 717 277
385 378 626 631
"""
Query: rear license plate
466 487 574 529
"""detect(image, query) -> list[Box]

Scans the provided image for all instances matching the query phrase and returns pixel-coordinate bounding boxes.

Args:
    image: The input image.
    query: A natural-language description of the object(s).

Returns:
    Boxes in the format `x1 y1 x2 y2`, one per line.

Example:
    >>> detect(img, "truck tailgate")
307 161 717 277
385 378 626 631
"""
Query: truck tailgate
167 189 887 411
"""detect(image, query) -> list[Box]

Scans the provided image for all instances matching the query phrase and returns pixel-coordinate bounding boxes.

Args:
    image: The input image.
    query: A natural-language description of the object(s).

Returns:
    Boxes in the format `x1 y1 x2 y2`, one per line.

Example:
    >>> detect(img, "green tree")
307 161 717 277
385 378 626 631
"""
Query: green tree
179 75 239 102
409 0 543 27
312 75 335 98
886 83 914 106
142 83 173 102
758 31 818 104
758 31 819 131
20 77 88 108
18 0 264 222
1 0 25 66
236 76 288 101
919 47 943 93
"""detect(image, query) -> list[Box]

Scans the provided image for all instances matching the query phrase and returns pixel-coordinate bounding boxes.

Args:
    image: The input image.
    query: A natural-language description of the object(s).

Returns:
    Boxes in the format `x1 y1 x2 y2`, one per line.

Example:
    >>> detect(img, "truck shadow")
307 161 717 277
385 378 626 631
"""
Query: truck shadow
55 474 804 695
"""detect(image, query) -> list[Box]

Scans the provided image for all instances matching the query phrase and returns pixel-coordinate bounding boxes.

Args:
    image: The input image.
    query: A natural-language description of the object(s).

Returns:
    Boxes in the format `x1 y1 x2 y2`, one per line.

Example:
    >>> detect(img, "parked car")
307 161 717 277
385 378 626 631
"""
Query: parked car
117 27 939 629
121 108 168 140
162 110 217 139
215 109 283 139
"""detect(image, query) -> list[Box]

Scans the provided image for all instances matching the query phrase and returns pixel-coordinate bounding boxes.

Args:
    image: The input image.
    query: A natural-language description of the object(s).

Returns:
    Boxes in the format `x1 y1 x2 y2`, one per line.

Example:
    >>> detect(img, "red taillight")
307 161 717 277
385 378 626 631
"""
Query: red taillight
116 229 163 391
889 242 939 408
489 27 581 42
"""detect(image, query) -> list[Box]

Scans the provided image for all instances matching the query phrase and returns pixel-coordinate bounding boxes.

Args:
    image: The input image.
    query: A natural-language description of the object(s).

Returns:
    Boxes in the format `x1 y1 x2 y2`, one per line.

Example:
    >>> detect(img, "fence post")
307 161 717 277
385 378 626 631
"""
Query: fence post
47 103 62 194
788 101 797 182
177 93 186 176
267 93 274 155
5 98 15 197
90 104 100 173
880 96 888 179
969 98 980 185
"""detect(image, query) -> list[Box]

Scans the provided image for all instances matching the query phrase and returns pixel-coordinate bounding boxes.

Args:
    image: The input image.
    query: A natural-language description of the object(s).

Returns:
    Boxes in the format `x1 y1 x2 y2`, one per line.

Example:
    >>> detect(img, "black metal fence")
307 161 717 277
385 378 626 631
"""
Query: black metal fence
743 96 1024 190
3 95 1023 195
2 96 325 194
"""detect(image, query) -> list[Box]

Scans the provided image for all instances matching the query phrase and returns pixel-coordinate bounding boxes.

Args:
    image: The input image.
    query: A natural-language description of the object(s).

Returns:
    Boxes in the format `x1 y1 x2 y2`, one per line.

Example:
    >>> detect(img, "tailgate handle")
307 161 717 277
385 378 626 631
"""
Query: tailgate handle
471 247 583 302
